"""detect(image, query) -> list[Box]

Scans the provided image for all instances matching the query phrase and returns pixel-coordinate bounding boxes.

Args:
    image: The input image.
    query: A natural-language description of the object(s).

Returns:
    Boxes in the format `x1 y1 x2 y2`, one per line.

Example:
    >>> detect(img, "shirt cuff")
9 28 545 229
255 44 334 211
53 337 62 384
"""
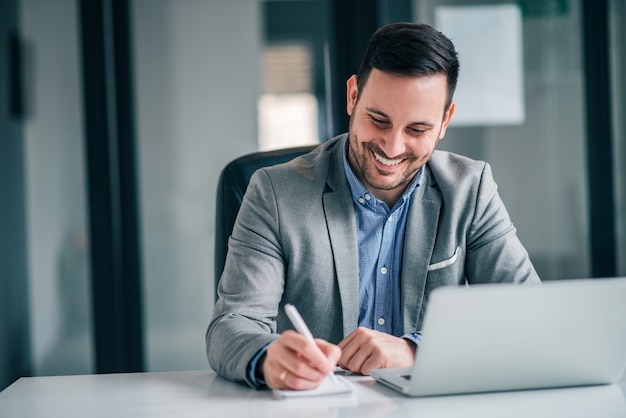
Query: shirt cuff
401 332 422 346
246 341 273 389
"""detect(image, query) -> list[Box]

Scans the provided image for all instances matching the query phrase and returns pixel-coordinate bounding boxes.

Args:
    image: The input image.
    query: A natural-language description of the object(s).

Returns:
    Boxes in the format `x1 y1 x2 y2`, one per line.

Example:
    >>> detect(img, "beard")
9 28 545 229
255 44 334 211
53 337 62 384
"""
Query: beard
348 137 418 191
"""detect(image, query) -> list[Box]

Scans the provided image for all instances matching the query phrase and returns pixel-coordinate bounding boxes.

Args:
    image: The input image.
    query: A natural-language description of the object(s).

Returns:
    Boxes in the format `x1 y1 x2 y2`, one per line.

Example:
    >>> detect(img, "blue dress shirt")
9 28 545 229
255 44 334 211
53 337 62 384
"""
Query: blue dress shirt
341 145 423 344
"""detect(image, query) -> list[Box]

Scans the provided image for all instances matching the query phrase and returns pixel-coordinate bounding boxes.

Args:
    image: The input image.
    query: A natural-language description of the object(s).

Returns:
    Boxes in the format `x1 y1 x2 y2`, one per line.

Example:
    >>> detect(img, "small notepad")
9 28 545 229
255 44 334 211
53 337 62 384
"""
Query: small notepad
273 375 354 399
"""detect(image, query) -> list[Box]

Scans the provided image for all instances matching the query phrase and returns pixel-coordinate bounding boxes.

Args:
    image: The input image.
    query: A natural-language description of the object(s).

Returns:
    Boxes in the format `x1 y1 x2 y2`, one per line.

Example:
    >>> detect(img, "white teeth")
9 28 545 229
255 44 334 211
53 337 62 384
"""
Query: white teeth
374 152 402 166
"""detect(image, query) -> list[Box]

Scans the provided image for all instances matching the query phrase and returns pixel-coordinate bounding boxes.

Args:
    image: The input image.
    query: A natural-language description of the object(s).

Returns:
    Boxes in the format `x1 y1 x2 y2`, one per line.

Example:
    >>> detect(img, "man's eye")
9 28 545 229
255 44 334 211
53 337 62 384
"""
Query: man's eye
370 116 389 127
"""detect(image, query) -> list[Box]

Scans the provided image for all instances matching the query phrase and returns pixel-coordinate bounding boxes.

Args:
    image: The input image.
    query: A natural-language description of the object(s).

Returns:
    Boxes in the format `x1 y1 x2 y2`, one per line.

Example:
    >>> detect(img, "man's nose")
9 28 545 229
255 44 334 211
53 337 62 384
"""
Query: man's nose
380 128 407 158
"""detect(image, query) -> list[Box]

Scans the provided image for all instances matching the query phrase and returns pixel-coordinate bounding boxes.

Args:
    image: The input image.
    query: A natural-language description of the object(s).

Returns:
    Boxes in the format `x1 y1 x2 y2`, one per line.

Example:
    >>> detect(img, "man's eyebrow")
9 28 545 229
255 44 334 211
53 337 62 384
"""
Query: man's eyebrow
365 107 435 127
365 107 389 119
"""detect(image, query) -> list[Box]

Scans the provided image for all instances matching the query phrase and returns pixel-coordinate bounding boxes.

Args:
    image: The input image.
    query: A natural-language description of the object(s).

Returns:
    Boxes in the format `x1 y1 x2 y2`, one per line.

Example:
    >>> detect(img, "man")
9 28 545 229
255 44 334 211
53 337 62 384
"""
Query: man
206 22 540 391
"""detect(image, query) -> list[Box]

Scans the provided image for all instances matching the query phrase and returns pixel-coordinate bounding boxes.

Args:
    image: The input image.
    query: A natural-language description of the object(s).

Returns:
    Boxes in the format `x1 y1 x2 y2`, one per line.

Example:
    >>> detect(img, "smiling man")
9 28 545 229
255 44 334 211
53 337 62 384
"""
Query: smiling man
346 70 453 208
206 22 540 391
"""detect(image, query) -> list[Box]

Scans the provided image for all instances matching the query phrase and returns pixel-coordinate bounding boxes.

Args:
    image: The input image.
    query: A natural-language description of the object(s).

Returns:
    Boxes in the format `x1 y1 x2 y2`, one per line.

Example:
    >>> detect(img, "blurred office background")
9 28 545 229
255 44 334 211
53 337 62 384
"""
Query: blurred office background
1 0 624 391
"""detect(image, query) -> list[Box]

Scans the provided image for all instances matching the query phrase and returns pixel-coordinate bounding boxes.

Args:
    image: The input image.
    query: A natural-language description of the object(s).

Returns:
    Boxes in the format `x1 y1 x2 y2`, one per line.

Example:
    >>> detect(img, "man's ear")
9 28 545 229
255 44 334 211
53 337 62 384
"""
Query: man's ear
438 101 456 139
346 75 358 116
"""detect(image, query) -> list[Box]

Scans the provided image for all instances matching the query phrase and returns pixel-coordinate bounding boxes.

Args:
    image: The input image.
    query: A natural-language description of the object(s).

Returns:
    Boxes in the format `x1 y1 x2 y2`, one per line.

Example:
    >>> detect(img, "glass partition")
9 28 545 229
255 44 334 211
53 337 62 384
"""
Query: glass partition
132 0 262 371
414 0 590 280
610 0 626 275
21 0 93 375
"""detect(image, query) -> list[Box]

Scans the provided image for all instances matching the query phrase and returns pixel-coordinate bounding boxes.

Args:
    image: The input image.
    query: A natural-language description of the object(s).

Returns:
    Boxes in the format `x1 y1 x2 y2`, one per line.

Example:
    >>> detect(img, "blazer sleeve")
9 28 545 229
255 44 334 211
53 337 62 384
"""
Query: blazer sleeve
206 168 285 387
206 137 349 387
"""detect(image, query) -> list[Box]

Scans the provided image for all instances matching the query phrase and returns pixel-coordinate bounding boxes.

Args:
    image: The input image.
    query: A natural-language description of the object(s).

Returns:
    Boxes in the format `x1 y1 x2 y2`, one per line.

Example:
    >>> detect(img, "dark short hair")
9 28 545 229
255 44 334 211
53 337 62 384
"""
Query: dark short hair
356 22 459 111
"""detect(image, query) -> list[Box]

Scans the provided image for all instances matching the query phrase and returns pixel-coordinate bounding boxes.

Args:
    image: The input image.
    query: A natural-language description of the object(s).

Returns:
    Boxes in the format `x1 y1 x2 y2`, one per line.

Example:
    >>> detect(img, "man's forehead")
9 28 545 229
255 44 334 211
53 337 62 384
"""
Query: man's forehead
358 71 449 118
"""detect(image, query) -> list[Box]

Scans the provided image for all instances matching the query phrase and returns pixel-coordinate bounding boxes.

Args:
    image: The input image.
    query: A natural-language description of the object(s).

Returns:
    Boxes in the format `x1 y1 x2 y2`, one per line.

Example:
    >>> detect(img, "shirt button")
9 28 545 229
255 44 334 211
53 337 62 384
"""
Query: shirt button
364 194 371 200
380 267 388 275
387 216 393 222
358 197 365 204
377 317 385 326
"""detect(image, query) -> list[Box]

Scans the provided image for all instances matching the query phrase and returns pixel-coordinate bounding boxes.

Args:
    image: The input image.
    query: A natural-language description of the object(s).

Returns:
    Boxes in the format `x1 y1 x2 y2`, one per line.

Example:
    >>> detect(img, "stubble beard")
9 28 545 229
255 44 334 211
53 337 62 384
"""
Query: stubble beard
347 132 418 192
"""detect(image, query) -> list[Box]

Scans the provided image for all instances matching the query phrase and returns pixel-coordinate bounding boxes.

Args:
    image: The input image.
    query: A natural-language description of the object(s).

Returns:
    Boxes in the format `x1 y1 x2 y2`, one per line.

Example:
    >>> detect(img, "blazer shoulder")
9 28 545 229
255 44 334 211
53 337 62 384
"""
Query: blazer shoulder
429 150 487 175
427 150 491 192
256 134 346 190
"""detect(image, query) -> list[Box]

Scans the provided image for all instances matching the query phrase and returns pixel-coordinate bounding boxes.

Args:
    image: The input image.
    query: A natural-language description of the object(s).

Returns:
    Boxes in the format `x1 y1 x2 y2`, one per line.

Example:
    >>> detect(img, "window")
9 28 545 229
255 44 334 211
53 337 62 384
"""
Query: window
258 43 320 150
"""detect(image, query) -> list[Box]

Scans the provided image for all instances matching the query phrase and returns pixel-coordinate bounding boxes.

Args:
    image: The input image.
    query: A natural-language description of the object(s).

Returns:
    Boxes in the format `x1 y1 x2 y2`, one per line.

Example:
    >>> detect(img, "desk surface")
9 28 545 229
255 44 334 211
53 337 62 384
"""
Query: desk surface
1 369 625 418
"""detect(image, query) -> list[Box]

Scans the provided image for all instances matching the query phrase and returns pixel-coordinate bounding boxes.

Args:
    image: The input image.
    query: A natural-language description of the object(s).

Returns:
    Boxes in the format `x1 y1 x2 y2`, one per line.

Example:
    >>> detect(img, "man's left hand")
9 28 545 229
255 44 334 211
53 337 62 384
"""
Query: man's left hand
337 327 416 375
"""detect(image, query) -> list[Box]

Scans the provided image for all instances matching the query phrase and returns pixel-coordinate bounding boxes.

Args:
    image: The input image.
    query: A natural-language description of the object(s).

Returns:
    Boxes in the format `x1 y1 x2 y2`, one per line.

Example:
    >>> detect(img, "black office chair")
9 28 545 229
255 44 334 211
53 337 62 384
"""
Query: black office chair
214 144 319 301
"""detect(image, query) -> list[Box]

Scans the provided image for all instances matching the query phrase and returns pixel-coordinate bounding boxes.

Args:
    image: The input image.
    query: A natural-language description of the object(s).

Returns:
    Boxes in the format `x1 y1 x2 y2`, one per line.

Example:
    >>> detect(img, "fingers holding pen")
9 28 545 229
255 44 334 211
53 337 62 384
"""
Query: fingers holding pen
264 331 330 389
316 338 342 369
263 330 340 390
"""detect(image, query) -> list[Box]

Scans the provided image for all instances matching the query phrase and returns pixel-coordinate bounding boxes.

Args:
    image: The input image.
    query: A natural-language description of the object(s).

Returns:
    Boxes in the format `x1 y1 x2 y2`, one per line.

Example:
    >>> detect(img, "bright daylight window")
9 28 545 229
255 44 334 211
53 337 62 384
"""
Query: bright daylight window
258 43 320 150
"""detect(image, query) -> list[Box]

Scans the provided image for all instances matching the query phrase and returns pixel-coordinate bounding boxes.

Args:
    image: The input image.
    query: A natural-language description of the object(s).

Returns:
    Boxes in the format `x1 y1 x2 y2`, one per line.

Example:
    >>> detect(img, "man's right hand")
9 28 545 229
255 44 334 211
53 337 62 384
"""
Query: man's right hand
260 330 341 390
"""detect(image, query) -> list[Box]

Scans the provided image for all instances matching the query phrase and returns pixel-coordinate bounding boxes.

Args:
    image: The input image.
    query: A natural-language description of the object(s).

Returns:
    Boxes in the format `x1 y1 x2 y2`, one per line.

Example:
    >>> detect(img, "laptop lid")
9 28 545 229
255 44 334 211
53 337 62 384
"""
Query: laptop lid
371 278 626 397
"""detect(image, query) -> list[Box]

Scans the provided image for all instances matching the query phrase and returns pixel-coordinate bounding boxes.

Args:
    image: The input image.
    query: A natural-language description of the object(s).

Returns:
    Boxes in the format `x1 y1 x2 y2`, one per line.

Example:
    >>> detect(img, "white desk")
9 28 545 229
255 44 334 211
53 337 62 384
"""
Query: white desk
1 369 625 418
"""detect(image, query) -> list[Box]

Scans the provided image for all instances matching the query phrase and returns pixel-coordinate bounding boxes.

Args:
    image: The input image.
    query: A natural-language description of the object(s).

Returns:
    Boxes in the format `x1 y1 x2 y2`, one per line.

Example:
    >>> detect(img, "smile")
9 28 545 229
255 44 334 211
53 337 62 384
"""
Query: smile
373 151 403 166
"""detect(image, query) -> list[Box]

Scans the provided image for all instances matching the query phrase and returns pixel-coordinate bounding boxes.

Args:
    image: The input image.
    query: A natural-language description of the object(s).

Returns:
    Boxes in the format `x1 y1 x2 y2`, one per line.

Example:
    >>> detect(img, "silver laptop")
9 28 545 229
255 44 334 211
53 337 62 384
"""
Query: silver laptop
371 277 626 397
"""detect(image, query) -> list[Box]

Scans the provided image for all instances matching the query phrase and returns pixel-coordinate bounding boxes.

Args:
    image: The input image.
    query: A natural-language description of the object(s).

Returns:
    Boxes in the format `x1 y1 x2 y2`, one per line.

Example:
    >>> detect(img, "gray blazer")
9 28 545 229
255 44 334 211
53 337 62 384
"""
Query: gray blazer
206 134 540 386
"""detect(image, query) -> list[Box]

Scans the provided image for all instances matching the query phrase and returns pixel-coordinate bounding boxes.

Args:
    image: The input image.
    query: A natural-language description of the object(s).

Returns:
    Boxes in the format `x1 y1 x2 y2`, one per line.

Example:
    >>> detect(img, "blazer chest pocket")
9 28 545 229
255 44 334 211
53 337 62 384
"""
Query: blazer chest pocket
427 246 461 271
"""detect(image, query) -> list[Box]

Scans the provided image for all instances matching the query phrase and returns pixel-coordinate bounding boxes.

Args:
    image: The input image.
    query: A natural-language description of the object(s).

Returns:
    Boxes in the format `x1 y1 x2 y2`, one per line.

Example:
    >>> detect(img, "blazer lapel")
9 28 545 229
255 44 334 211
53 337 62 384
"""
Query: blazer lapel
402 165 441 334
323 137 359 337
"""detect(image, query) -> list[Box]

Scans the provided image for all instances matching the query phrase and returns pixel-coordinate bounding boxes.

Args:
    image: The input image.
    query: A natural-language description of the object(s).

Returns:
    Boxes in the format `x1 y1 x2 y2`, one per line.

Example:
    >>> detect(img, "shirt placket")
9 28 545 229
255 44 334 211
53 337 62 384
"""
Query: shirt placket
373 211 396 334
